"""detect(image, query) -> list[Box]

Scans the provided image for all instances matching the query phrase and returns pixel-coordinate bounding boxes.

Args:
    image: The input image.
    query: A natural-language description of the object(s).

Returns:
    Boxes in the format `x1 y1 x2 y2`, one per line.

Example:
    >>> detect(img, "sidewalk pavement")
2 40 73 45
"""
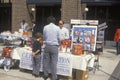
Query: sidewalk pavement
0 44 120 80
88 47 120 80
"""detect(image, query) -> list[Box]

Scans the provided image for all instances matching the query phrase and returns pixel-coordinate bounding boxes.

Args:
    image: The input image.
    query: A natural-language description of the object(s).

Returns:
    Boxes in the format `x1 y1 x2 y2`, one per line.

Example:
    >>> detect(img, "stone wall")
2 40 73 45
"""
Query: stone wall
11 0 32 32
61 0 83 23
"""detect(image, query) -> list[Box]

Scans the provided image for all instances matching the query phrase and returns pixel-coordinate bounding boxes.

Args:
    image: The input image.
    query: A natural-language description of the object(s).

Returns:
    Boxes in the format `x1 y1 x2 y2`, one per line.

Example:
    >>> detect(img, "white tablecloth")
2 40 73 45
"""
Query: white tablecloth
11 47 32 60
72 53 95 70
11 48 95 76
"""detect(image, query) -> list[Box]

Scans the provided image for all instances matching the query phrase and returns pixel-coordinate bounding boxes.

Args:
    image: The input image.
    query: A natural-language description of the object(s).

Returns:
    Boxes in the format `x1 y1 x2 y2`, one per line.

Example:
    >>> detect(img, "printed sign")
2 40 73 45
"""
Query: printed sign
19 50 33 70
57 53 72 76
72 25 97 51
98 22 108 31
97 30 105 41
19 50 72 76
71 19 98 25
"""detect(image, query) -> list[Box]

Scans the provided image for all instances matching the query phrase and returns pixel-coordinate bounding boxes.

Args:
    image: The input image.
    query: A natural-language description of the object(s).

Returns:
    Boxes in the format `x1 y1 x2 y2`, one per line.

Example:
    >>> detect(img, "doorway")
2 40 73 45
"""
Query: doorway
36 5 61 33
0 5 11 32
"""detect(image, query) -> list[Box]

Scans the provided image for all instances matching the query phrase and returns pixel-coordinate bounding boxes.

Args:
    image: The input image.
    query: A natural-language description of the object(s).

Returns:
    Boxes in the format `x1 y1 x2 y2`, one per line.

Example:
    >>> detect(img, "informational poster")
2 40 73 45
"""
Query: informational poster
72 25 97 51
97 30 104 41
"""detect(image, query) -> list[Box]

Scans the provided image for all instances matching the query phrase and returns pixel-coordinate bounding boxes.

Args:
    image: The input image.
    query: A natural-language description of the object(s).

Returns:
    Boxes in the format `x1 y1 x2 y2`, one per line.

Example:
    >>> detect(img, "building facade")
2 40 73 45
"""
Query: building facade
0 0 120 41
0 0 83 33
83 0 120 41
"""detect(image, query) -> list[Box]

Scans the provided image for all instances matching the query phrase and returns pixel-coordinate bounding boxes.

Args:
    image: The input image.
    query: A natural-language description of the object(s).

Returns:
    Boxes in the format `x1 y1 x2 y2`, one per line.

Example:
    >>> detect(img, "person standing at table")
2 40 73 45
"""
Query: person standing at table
20 20 29 32
32 32 42 77
59 20 69 40
43 16 61 80
59 20 69 51
20 20 29 46
114 28 120 55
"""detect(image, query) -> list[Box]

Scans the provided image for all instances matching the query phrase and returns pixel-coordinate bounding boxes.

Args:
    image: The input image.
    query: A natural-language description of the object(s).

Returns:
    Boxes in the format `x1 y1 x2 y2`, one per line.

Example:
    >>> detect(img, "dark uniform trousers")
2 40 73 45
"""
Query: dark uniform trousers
43 45 58 80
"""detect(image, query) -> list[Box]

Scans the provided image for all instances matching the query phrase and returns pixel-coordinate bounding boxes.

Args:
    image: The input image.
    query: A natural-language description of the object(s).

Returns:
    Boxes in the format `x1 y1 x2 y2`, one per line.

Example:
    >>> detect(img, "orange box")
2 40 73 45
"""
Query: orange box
23 31 28 37
72 45 83 55
2 47 13 58
61 40 71 47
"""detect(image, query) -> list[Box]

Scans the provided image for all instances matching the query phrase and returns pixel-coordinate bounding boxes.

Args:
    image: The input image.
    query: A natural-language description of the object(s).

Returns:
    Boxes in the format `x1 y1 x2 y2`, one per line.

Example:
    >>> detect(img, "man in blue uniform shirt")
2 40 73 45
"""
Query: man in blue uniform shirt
43 16 61 80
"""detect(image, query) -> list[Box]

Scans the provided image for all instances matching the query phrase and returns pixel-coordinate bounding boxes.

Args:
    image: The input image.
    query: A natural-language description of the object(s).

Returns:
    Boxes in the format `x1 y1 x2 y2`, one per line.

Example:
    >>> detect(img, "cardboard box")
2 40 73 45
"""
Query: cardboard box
72 45 83 55
76 69 89 80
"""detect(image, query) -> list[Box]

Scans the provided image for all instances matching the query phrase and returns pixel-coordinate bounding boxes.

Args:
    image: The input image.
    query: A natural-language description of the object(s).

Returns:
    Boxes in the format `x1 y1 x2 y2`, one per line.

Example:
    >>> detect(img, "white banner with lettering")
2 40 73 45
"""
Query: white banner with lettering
18 48 95 77
57 53 72 76
19 50 72 76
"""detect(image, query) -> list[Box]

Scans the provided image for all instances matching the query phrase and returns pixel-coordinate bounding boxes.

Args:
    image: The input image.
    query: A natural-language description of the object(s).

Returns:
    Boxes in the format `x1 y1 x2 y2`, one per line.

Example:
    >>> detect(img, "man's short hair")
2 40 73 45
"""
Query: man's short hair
47 16 56 24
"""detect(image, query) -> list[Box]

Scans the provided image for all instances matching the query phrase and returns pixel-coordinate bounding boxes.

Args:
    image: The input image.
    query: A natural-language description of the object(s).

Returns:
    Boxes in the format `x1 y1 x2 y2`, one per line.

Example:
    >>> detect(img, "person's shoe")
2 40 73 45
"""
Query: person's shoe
4 66 9 72
32 73 39 77
32 73 35 76
35 75 39 78
116 53 119 55
43 76 48 80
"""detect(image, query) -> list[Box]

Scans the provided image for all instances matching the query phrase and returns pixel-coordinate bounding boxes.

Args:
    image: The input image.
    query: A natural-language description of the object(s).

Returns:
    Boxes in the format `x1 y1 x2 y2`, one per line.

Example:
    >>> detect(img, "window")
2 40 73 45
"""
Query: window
0 0 11 3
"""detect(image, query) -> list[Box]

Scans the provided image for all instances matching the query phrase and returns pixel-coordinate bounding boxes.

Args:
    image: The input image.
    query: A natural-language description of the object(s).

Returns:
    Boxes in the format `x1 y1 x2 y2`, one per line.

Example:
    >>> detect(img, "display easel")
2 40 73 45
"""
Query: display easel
70 19 98 53
70 19 99 80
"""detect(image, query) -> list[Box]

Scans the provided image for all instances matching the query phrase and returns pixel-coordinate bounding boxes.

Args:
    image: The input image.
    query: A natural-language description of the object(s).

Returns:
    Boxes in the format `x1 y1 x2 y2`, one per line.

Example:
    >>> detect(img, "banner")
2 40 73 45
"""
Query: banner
72 25 97 51
70 19 98 25
19 50 72 76
19 48 95 76
19 50 33 70
57 53 72 76
98 22 108 31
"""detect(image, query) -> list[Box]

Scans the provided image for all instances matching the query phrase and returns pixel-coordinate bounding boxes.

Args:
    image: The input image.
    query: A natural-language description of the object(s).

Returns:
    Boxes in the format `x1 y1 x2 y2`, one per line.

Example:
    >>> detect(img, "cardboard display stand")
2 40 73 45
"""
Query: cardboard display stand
76 69 89 80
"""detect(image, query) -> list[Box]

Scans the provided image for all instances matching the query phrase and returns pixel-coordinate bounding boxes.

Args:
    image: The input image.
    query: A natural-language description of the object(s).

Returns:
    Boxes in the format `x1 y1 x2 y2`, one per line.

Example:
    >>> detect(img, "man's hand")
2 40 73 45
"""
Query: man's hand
32 52 36 57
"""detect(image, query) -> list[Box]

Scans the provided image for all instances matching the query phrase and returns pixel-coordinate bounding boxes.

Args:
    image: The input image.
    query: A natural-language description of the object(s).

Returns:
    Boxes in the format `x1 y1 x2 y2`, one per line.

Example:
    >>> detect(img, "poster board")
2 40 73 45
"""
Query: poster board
97 30 104 41
72 25 97 51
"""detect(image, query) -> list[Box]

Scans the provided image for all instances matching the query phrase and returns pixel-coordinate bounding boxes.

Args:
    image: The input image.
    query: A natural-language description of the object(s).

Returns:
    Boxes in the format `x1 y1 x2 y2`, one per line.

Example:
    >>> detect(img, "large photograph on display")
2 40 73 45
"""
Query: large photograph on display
72 25 97 51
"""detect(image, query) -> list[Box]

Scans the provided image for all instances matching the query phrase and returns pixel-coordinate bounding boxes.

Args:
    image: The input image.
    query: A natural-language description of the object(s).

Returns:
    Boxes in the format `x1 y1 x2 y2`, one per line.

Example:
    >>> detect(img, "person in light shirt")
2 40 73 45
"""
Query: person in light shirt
20 20 29 32
43 16 61 80
59 20 69 40
19 20 29 46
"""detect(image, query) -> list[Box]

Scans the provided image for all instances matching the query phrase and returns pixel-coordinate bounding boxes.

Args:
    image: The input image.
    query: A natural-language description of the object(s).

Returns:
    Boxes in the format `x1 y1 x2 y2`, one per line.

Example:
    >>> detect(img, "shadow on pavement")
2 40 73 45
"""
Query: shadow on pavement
107 51 116 55
108 60 120 80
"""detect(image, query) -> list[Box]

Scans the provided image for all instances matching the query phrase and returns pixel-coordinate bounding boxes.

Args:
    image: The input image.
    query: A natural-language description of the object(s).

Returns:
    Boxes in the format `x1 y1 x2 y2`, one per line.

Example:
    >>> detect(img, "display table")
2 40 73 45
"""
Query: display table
11 48 95 77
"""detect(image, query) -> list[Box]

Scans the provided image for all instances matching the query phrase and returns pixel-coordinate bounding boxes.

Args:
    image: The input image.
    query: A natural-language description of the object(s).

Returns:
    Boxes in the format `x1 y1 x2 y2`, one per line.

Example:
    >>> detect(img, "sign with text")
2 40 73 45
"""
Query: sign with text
97 30 105 41
57 53 72 76
72 25 97 51
70 19 98 25
98 22 108 31
19 50 72 76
